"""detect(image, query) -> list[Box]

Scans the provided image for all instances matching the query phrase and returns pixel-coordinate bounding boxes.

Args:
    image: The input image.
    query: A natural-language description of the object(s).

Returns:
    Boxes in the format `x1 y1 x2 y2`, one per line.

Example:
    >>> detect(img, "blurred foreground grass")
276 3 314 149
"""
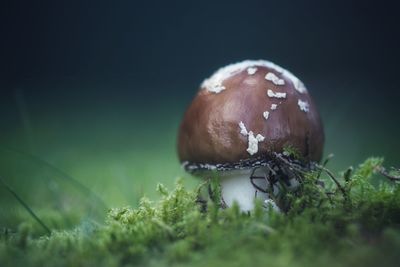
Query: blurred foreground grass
1 157 400 267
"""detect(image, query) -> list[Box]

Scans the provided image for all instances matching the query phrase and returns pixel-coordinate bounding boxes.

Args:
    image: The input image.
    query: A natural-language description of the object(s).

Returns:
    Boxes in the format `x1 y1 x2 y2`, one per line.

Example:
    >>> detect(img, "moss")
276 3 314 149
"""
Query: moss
282 144 302 160
1 157 400 267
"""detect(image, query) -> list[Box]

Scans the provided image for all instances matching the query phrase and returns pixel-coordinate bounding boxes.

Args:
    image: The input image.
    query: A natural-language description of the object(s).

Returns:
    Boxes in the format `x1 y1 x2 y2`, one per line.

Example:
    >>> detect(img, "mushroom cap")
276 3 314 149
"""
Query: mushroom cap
178 60 324 172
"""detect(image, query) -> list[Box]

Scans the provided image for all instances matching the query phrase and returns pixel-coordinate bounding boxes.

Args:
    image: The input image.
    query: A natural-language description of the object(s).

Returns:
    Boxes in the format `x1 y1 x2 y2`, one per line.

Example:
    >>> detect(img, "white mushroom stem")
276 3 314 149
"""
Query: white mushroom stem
220 170 261 211
218 169 273 212
217 168 301 212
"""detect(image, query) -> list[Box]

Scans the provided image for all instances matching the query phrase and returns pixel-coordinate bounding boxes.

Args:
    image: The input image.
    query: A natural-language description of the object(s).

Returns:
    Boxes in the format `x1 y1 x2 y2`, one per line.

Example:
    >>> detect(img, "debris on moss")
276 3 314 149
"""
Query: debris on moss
0 157 400 267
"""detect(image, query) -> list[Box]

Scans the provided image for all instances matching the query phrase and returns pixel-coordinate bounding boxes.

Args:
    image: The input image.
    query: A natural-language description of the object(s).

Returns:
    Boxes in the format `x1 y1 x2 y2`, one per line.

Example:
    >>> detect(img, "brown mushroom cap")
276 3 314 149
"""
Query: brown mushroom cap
178 60 324 172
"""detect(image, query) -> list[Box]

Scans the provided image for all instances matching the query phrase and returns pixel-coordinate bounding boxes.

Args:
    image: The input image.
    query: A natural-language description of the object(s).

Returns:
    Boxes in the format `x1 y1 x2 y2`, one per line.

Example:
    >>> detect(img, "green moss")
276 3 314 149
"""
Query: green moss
1 157 400 267
282 144 302 160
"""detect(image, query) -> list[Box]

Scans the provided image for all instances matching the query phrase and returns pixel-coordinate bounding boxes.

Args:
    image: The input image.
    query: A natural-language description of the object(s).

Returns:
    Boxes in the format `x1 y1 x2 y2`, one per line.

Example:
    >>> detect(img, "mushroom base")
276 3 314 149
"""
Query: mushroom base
218 168 278 212
216 165 303 212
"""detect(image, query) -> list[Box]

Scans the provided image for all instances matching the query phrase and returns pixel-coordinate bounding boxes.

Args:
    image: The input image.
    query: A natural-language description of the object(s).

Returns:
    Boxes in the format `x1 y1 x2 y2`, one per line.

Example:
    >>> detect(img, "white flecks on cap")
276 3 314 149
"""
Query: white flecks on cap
246 131 265 155
247 67 258 75
271 104 278 110
293 79 307 94
265 72 285 85
267 89 287 99
207 84 226 94
297 99 310 112
201 60 307 94
238 122 265 155
239 121 248 136
256 134 265 142
263 111 270 120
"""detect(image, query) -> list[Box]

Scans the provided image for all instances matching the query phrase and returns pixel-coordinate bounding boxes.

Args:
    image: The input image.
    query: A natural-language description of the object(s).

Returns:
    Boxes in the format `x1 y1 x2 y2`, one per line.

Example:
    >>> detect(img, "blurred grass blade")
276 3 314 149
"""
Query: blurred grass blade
0 177 51 235
1 147 108 211
0 147 109 235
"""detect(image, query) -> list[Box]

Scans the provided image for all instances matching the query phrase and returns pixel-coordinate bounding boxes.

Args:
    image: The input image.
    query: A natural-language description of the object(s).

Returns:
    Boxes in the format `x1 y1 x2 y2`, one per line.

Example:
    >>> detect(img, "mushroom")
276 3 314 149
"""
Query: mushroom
177 60 324 211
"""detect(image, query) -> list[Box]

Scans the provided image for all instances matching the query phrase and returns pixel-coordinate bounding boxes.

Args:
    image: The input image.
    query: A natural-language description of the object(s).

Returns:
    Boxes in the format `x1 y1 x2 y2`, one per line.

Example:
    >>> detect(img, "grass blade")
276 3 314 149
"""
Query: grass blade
0 177 51 235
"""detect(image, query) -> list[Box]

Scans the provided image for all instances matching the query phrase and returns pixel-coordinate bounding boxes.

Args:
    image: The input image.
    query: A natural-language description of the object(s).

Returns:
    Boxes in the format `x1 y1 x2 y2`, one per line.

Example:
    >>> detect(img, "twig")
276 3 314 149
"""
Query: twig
343 166 353 182
272 153 308 174
316 165 348 199
249 168 269 193
377 166 400 182
324 191 335 204
317 154 334 179
265 164 277 176
272 153 309 186
0 177 51 235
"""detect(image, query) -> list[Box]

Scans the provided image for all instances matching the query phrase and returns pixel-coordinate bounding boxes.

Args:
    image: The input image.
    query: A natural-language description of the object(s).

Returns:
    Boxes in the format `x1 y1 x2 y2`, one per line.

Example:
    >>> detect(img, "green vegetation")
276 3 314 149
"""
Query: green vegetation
1 157 400 267
282 144 302 160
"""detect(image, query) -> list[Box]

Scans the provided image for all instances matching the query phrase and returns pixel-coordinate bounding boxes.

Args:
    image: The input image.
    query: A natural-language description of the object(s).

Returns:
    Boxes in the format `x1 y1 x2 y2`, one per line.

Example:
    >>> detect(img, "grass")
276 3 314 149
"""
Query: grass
1 157 400 267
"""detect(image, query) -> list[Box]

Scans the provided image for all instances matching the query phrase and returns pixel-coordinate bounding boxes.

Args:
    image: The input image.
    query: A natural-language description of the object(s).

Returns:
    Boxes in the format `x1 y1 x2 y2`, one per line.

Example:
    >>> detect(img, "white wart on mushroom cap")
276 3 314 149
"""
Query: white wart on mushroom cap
201 60 308 95
178 59 324 172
